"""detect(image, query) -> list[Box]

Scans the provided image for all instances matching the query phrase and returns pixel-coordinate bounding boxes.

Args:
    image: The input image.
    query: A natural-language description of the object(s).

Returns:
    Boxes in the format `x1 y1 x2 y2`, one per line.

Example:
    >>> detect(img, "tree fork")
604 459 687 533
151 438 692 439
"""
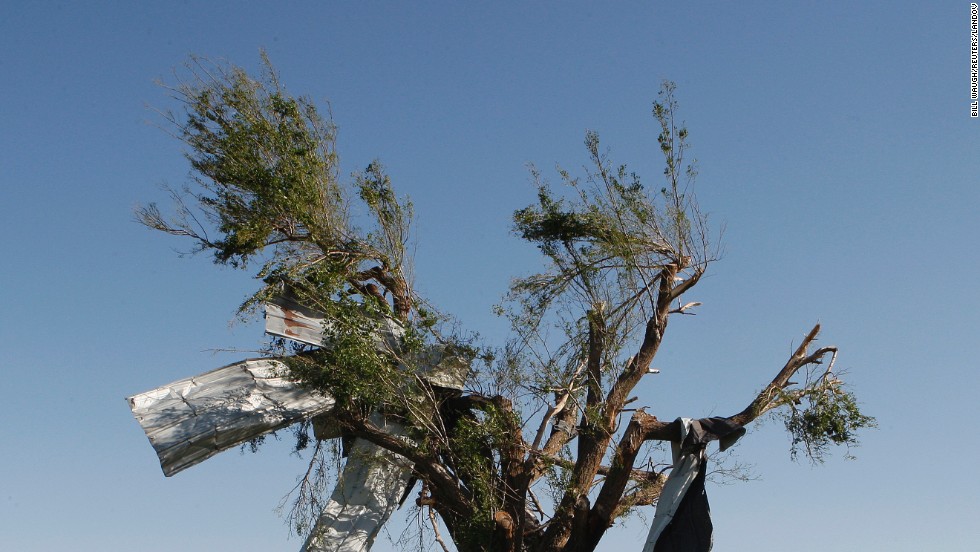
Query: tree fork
578 324 836 551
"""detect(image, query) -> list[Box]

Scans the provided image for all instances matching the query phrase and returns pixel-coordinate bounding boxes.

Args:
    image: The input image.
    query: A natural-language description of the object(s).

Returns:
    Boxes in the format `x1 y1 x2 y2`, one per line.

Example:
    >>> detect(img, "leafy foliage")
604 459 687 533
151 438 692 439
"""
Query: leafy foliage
446 407 517 548
782 384 877 462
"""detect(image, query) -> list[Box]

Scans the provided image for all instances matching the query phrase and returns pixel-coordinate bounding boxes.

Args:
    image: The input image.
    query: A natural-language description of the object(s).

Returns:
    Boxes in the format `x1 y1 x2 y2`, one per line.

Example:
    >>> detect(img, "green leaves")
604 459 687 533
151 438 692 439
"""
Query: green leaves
141 53 425 408
504 81 710 390
140 62 880 549
356 161 413 270
177 57 342 268
782 384 877 463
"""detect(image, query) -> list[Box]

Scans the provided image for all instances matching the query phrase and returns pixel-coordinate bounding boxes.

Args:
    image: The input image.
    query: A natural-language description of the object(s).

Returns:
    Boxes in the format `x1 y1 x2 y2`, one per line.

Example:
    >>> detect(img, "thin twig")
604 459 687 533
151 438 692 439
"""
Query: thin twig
428 506 451 552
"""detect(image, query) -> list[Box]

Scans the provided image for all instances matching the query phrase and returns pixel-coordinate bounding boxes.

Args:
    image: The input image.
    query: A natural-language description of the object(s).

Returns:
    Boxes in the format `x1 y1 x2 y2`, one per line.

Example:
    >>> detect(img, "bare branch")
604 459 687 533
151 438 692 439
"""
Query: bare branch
668 301 702 315
731 324 834 425
429 506 452 552
530 360 585 452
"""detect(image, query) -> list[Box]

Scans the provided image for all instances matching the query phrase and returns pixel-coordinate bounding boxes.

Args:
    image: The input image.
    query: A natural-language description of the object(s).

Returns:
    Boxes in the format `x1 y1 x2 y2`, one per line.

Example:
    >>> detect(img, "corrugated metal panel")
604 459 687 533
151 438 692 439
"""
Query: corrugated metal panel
264 296 404 349
130 295 447 550
407 345 469 390
265 296 328 347
128 358 335 476
302 415 413 552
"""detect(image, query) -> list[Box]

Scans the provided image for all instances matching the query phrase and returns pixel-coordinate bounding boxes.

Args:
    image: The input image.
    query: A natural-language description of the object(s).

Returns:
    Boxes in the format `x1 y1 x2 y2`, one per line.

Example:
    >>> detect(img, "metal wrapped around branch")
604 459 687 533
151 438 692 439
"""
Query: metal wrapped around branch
301 414 414 552
128 358 336 477
265 294 405 350
128 295 471 552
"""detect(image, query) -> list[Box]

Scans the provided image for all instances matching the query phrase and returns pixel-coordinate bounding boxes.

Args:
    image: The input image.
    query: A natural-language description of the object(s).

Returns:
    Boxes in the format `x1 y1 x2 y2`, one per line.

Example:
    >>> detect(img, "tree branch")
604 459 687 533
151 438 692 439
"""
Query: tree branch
582 324 836 548
335 410 471 517
530 360 584 453
730 324 827 426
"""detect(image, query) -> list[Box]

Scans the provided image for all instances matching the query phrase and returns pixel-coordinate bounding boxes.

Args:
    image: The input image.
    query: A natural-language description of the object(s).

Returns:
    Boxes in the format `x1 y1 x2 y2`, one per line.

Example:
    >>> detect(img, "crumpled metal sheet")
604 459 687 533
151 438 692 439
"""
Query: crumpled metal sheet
130 295 460 551
405 344 469 391
129 359 414 552
301 415 413 552
265 295 465 390
128 358 336 477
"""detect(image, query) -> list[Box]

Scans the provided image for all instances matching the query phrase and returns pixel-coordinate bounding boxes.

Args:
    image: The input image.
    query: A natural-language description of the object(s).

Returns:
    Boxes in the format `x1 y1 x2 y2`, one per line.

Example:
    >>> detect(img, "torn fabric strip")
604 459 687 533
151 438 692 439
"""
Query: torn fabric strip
642 417 744 552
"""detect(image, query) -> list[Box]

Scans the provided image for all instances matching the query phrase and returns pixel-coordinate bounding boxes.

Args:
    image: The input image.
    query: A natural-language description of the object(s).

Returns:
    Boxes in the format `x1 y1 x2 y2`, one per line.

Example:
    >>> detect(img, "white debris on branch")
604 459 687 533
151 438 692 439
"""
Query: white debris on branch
265 295 404 349
301 414 413 552
128 298 468 552
128 358 336 477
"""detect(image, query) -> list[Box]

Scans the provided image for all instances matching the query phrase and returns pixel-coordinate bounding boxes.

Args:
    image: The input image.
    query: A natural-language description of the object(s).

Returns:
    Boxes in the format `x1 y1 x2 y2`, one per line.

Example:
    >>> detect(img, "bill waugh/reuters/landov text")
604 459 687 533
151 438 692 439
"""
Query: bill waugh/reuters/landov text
971 3 978 116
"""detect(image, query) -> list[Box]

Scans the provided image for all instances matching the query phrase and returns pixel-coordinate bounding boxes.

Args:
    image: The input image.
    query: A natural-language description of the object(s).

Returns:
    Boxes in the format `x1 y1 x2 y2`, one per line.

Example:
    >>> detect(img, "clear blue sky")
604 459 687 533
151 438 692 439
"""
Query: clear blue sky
2 2 977 550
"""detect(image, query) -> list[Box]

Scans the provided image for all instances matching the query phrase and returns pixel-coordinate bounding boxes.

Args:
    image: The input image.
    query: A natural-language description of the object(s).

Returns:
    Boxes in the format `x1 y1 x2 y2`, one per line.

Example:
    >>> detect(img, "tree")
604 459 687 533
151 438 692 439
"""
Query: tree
138 56 874 552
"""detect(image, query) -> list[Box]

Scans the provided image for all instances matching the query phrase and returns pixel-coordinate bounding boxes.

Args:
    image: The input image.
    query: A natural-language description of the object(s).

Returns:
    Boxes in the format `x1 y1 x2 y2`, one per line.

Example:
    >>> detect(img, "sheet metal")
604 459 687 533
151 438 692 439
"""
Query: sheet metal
265 296 404 349
128 358 336 476
407 345 469 390
130 294 458 551
302 415 413 552
265 296 330 347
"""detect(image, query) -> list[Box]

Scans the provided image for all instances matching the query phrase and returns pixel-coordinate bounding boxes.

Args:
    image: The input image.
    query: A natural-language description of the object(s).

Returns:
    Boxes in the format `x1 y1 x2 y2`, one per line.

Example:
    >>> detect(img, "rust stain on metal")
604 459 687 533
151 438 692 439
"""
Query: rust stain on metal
265 297 327 347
